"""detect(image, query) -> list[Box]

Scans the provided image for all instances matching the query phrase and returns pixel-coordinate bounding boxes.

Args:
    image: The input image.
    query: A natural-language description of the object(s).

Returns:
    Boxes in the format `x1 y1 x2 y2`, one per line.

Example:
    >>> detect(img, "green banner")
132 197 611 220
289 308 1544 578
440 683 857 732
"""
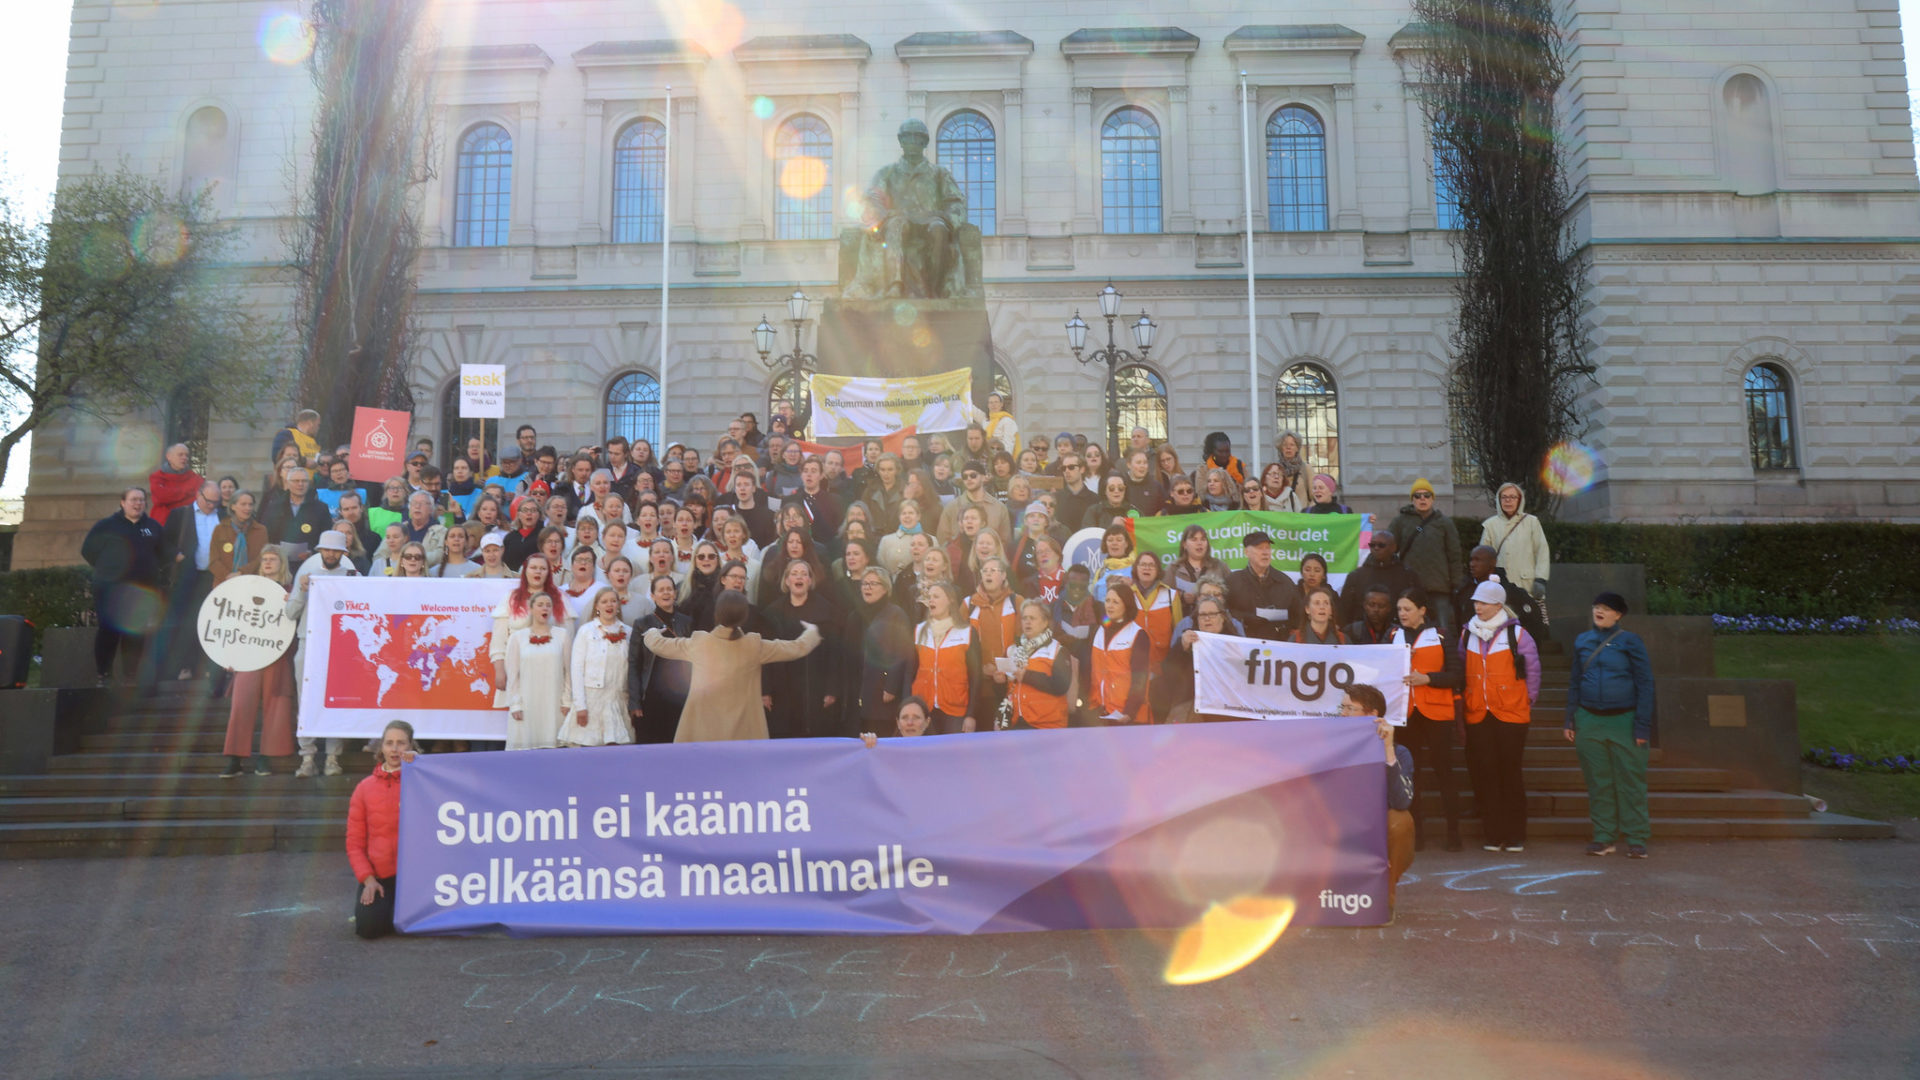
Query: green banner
1129 511 1365 574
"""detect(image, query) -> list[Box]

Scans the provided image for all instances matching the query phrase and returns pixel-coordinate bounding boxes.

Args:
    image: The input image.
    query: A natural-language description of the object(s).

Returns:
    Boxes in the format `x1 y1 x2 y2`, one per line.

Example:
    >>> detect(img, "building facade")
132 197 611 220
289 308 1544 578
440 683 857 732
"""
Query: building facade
17 0 1920 566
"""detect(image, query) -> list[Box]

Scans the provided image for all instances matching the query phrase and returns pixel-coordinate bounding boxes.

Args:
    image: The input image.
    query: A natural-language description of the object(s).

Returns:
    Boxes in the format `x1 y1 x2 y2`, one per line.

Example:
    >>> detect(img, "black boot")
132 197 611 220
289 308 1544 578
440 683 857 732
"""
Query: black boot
219 756 243 778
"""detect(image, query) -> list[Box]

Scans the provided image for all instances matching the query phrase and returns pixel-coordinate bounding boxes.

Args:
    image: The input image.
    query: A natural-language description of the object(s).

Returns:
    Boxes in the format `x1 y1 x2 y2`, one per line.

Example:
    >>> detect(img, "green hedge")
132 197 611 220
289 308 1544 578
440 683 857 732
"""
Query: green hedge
1452 518 1920 618
0 566 94 651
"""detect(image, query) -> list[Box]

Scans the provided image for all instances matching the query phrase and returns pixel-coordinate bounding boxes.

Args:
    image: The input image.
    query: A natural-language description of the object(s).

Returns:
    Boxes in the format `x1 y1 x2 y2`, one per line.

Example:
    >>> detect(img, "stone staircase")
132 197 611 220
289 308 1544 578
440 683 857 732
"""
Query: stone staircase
0 651 1893 858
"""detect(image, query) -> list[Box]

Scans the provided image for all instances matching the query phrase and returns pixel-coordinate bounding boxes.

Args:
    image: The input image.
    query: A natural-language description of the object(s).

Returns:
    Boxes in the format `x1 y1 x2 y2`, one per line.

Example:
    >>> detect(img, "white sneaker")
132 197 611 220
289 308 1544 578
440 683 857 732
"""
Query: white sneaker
323 754 344 777
294 755 317 778
1504 844 1525 853
1482 844 1502 852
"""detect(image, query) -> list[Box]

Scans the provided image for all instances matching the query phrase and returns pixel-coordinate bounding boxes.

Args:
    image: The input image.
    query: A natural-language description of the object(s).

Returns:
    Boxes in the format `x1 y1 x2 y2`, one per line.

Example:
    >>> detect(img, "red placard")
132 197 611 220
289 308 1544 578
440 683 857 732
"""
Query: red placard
349 406 412 483
790 426 916 471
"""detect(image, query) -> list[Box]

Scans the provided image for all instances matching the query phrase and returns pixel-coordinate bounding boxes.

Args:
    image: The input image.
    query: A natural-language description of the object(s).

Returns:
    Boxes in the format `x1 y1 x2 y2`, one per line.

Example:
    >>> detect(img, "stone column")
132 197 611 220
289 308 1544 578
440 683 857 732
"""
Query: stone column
673 95 698 237
511 99 539 245
1333 85 1362 230
577 98 605 244
1072 87 1095 234
1402 85 1434 230
1167 85 1192 233
1001 88 1026 235
906 90 927 124
425 104 450 246
741 105 766 241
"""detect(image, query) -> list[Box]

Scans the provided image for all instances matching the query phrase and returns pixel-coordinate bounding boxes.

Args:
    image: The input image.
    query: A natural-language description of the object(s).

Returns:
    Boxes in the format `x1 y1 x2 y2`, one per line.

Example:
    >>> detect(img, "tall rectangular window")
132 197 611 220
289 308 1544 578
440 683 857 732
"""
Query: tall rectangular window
937 111 996 236
611 119 666 244
453 123 513 247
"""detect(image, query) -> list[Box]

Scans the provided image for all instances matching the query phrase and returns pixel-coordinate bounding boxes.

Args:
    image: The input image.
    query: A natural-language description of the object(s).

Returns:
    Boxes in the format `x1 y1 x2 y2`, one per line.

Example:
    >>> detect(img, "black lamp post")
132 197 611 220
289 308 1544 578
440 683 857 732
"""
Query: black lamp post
752 288 817 435
1065 282 1156 453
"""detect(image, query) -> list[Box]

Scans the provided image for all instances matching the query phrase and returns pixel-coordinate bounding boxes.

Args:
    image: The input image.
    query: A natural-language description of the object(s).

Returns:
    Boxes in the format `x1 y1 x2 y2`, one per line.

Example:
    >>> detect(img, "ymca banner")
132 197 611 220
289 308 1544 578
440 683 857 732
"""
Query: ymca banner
1130 511 1367 587
298 577 514 740
395 719 1388 935
809 367 973 437
1194 631 1412 726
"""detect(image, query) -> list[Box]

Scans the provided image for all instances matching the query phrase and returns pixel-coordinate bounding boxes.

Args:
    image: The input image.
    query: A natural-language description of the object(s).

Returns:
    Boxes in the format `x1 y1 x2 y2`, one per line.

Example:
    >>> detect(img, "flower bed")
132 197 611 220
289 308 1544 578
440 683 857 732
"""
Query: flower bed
1804 747 1919 774
1711 615 1920 635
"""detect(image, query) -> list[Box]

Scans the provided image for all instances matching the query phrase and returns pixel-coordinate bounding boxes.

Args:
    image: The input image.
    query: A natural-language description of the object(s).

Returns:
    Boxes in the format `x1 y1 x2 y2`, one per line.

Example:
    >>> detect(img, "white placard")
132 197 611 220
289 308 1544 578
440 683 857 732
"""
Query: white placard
459 363 506 419
196 575 298 672
1194 632 1412 726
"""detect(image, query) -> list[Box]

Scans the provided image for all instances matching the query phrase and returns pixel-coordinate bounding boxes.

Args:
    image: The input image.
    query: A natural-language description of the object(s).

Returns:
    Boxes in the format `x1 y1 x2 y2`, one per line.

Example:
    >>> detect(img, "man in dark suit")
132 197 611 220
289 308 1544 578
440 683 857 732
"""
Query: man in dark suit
158 480 227 683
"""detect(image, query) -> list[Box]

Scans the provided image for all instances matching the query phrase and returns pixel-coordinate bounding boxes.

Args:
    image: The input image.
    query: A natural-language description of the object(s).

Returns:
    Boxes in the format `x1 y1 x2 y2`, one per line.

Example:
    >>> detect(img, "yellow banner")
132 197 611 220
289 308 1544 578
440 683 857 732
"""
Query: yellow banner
809 367 975 437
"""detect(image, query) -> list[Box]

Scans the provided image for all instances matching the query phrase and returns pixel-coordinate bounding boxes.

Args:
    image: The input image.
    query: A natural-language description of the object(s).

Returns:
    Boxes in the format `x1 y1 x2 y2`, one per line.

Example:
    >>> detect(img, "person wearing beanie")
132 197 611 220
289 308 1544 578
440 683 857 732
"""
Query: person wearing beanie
1460 578 1541 853
1389 478 1464 633
1304 473 1350 515
1565 591 1655 858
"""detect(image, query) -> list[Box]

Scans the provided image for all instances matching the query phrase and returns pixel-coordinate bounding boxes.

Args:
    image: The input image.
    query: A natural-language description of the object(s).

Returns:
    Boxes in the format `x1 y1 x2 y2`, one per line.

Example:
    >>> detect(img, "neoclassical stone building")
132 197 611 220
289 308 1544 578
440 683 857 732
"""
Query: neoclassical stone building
17 0 1920 565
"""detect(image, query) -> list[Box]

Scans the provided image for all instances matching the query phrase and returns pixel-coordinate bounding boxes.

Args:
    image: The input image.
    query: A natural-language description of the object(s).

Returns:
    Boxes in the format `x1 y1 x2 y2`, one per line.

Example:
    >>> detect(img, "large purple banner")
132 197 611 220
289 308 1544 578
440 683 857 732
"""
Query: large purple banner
395 720 1389 936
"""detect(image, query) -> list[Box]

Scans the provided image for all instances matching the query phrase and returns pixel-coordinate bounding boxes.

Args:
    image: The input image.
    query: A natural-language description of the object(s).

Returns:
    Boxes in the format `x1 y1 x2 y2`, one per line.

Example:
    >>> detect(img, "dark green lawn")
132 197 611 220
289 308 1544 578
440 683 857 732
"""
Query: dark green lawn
1715 634 1919 820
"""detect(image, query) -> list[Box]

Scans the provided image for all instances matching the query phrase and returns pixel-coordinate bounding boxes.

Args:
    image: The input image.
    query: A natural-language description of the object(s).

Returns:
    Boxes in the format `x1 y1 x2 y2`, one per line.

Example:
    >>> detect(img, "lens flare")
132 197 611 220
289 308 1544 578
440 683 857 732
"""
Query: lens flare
1163 895 1296 985
910 326 933 350
779 156 828 200
890 302 919 328
130 212 189 266
259 12 316 65
102 583 165 635
112 423 163 478
752 96 775 121
1539 440 1602 496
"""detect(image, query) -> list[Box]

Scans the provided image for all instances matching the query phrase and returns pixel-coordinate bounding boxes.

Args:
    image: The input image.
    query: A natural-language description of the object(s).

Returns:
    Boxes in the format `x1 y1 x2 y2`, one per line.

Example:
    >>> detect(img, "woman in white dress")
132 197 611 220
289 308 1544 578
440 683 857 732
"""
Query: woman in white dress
603 555 650 624
489 554 565 708
565 587 634 747
505 593 572 750
558 546 604 629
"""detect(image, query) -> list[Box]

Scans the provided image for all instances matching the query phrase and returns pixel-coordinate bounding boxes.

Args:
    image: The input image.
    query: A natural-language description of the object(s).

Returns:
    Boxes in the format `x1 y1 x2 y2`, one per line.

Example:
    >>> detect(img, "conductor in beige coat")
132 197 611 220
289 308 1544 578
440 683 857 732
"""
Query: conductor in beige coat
641 590 823 742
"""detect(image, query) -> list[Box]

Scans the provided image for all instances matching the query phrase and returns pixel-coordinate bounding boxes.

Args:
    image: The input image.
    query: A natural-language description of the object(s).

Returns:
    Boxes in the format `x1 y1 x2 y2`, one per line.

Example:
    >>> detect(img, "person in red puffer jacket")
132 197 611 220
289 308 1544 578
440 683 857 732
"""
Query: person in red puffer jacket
347 720 417 939
148 443 203 527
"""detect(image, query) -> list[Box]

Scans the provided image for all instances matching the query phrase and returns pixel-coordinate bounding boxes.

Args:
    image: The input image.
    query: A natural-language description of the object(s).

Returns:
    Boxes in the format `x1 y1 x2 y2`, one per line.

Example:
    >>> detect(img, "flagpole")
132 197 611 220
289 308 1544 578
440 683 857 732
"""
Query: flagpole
659 85 672 450
1240 72 1260 474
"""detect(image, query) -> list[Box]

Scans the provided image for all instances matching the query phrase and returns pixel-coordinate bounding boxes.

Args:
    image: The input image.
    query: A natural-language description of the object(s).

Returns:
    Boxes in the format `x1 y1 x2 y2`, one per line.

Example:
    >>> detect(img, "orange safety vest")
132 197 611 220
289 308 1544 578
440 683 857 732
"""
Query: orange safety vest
967 593 1020 661
1091 621 1148 724
912 623 973 717
1395 625 1457 720
1463 626 1532 724
1132 582 1179 668
1007 640 1069 729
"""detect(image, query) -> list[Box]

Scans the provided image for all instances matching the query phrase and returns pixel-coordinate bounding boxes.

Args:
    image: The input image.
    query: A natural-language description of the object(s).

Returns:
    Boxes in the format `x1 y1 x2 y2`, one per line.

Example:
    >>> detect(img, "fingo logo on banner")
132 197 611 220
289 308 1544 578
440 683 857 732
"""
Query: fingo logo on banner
459 363 506 419
1194 632 1412 725
1319 890 1373 915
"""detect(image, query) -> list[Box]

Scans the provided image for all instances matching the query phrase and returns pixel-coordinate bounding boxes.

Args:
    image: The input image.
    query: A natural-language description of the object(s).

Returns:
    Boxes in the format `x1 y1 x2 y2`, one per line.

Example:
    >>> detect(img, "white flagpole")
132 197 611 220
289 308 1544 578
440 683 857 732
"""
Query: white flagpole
1241 72 1260 474
659 85 672 450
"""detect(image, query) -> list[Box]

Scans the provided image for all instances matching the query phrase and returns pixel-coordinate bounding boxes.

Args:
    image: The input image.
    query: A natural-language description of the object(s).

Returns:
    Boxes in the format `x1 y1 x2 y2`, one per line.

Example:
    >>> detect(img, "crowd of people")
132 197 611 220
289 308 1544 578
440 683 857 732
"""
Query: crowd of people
69 399 1655 937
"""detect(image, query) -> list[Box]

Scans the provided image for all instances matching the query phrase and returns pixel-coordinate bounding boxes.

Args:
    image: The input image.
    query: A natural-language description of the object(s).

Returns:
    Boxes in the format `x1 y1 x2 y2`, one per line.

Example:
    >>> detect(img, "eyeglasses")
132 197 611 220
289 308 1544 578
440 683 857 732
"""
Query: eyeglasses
402 554 424 561
1413 491 1434 499
695 553 718 561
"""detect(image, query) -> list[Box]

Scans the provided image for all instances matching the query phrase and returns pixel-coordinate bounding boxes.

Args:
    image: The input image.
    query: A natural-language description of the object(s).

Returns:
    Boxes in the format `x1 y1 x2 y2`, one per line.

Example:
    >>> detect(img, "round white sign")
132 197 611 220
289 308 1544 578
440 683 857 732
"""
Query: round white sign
196 574 298 672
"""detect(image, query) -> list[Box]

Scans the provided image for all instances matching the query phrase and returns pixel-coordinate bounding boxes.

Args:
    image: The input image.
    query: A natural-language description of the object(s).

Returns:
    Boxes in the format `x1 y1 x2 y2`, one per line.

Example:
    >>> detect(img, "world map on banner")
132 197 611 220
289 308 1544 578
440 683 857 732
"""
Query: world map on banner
324 613 494 711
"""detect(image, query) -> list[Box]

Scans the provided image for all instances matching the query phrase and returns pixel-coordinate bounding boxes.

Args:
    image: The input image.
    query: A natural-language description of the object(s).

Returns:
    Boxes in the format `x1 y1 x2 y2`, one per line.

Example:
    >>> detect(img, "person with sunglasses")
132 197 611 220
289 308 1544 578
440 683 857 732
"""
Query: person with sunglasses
1339 529 1421 627
1388 478 1465 633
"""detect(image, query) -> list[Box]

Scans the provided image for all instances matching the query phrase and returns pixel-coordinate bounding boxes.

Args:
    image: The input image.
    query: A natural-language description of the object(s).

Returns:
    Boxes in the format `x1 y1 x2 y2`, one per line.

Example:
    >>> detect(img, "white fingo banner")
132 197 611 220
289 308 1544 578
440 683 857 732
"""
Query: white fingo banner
298 577 516 740
1194 632 1412 726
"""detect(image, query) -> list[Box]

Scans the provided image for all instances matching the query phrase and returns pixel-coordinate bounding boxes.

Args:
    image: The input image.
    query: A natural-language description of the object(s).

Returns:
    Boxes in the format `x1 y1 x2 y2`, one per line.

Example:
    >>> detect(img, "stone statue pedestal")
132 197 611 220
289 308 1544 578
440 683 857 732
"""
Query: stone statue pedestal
818 298 995 428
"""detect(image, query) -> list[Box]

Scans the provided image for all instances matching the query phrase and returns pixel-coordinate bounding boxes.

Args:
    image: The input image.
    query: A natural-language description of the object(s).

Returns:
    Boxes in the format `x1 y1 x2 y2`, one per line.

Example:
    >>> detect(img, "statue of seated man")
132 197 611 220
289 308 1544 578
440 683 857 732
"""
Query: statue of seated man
845 119 970 300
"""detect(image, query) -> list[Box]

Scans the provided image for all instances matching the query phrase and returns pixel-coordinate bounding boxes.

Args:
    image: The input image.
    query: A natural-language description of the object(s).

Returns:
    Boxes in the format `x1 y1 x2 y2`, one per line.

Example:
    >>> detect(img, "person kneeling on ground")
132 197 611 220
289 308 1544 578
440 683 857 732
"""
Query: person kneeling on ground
860 695 935 746
1340 684 1415 909
347 720 418 940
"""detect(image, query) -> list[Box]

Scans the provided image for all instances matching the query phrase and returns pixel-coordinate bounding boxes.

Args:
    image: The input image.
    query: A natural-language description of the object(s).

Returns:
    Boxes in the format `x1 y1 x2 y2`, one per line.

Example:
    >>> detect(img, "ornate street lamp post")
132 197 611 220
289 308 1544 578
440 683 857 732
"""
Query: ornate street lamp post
752 289 817 436
1065 282 1156 453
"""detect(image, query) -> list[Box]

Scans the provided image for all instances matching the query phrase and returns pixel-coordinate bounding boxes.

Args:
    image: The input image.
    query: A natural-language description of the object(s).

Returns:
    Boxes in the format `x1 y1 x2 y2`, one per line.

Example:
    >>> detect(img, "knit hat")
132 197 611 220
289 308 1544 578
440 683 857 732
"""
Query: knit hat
1471 580 1508 606
1313 472 1338 494
1593 591 1629 615
1410 478 1435 496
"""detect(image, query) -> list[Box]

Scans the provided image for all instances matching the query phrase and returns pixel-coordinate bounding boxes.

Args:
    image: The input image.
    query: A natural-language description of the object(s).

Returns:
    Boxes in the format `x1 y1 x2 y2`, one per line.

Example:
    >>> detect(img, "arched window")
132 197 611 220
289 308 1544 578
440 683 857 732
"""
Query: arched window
1111 365 1169 448
937 110 996 235
1101 107 1162 234
1721 74 1777 195
1266 107 1328 232
774 115 834 240
605 371 662 449
1274 363 1340 480
181 106 232 201
611 119 667 244
768 357 817 425
166 383 210 475
453 123 513 247
439 380 482 469
1744 362 1797 470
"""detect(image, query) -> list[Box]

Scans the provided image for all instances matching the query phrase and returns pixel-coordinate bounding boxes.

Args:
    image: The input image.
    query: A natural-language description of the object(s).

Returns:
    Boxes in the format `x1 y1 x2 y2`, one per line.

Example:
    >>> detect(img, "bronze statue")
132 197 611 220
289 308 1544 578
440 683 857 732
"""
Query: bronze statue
844 119 972 300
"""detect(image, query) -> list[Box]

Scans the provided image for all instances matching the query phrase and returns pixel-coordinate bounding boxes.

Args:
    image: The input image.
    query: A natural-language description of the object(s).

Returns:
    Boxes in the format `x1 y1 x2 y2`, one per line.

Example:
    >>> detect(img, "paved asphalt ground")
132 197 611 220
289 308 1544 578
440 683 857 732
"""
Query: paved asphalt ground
3 829 1917 1080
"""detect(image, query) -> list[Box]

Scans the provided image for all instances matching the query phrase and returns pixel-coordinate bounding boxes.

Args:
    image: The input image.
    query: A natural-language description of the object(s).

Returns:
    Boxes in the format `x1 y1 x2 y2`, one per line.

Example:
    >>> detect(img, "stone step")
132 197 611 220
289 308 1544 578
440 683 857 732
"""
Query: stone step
80 731 382 754
1413 812 1893 842
0 794 346 823
1429 766 1731 791
47 751 380 775
0 773 361 798
1411 789 1816 819
0 818 342 859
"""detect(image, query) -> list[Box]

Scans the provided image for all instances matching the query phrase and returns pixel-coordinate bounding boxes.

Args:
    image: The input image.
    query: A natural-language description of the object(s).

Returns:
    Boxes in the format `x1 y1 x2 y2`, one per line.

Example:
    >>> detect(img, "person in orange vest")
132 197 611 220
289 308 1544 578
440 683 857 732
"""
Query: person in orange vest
1130 552 1182 722
1460 578 1542 852
1090 586 1151 725
1393 587 1465 851
1001 599 1072 729
969 556 1021 723
906 580 982 734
